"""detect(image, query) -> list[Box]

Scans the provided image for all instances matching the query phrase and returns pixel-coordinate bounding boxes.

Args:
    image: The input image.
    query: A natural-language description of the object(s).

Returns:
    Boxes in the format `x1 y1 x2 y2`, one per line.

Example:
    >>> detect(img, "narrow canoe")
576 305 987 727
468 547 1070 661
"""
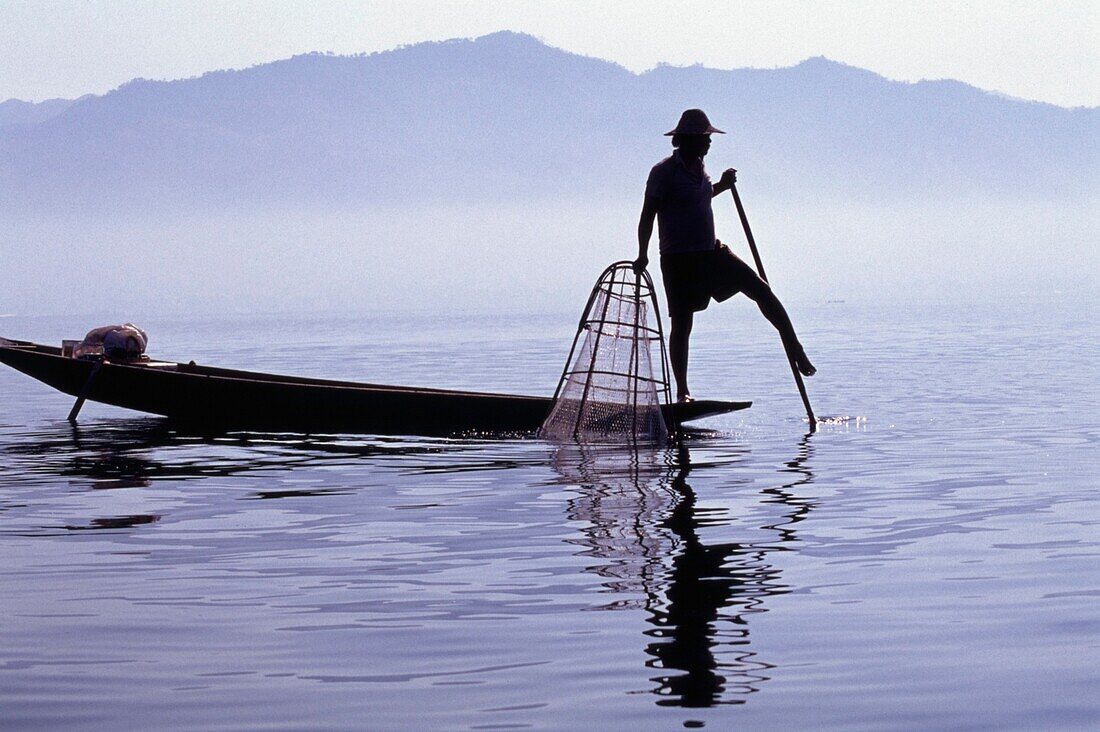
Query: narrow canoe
0 338 750 436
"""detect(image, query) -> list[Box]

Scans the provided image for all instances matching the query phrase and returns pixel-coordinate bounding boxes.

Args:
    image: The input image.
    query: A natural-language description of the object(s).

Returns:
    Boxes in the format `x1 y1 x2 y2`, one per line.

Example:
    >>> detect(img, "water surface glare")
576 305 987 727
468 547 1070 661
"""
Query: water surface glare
0 304 1097 730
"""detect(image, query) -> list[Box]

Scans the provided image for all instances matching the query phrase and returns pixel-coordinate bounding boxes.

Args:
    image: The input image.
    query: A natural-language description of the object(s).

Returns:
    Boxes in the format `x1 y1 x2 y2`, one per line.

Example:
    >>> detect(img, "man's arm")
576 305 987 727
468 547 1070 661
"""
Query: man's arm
712 168 737 197
634 196 660 274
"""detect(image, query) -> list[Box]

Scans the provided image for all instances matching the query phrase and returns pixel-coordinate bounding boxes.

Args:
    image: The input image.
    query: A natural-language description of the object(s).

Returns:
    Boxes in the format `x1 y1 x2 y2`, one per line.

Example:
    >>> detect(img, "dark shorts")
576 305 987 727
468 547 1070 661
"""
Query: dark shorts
660 243 760 317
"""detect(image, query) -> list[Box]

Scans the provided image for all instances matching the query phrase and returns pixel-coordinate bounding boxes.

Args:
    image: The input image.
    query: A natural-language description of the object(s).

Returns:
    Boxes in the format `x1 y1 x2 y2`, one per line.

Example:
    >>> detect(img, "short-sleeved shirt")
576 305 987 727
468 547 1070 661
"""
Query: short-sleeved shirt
644 151 716 254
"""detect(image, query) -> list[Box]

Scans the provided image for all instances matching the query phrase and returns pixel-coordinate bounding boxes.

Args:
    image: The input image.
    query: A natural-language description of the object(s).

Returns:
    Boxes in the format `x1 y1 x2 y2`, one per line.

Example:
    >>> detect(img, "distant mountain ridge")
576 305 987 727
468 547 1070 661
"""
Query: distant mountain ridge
0 97 79 129
2 31 1096 212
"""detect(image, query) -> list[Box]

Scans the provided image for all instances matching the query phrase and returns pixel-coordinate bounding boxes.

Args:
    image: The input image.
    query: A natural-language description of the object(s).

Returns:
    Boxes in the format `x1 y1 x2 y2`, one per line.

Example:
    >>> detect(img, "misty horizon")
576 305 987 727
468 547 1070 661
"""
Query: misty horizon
1 32 1096 318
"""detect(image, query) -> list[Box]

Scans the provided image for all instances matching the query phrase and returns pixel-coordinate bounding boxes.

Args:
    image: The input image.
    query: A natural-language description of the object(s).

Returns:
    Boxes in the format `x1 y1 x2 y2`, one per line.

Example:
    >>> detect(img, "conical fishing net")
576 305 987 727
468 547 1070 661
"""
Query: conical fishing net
540 262 672 443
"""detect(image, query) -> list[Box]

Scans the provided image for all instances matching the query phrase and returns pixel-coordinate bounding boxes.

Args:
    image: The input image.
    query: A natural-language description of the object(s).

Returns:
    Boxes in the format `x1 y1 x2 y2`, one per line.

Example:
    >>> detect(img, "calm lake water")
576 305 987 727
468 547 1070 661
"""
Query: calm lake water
1 300 1097 730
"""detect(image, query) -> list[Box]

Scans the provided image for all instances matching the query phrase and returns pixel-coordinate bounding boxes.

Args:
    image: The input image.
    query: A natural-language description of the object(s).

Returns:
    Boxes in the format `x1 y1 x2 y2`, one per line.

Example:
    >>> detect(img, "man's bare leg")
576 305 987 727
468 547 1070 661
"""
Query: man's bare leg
669 311 694 401
741 280 816 377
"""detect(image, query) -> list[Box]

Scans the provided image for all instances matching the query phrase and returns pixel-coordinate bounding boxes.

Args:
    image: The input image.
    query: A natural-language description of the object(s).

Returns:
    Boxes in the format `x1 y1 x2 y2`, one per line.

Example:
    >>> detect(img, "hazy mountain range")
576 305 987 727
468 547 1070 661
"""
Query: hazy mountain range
1 32 1095 316
2 31 1096 213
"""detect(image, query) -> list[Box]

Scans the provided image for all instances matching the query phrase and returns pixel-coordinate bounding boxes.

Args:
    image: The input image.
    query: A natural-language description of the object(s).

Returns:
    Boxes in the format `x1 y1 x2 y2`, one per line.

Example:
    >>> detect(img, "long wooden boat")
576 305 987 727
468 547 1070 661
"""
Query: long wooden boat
0 338 750 437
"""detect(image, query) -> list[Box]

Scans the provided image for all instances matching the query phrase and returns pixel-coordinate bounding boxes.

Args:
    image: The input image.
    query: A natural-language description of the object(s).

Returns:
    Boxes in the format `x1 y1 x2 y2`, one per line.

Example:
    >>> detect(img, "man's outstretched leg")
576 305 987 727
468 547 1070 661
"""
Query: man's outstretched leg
741 278 816 377
669 311 694 401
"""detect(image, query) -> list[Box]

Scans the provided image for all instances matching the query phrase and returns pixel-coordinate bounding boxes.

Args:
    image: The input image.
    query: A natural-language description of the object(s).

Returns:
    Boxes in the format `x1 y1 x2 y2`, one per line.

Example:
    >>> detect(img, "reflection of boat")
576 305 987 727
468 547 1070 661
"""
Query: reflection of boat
0 339 750 436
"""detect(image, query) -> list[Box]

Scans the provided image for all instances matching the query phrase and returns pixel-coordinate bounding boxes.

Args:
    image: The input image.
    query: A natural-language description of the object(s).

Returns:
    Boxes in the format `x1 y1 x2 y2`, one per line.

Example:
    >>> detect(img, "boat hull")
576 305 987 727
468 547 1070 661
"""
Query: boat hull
0 339 750 436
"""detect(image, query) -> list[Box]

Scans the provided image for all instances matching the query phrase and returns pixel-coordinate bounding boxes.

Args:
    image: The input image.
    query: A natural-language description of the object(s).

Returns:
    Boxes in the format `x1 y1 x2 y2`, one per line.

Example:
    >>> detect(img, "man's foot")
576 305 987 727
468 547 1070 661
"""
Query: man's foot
794 351 816 377
677 393 695 403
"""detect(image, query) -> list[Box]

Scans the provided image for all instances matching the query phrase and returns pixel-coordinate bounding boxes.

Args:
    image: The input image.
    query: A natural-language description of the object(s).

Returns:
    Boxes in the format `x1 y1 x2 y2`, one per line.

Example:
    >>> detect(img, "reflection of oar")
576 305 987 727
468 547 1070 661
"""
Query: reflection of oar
729 181 817 431
68 360 103 422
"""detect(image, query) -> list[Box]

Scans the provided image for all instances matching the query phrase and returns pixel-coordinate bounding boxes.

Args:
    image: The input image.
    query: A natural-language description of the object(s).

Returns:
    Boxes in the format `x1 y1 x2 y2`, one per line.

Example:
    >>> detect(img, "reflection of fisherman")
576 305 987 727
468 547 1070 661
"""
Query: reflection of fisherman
557 440 808 708
634 109 816 402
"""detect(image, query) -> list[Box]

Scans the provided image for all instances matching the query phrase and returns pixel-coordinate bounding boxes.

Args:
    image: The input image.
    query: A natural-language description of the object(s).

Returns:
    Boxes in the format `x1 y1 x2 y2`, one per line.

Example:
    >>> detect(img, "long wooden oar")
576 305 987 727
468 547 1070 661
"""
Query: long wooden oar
68 359 103 422
729 181 817 431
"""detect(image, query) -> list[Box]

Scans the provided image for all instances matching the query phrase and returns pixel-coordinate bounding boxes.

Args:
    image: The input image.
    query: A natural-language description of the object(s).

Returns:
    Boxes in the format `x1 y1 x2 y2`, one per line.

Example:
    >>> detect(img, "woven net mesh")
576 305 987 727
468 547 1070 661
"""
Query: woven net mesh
539 263 670 444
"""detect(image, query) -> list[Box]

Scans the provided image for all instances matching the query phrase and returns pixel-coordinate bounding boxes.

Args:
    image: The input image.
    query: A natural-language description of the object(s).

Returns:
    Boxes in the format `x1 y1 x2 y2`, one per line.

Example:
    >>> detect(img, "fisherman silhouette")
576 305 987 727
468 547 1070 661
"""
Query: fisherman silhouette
634 109 815 402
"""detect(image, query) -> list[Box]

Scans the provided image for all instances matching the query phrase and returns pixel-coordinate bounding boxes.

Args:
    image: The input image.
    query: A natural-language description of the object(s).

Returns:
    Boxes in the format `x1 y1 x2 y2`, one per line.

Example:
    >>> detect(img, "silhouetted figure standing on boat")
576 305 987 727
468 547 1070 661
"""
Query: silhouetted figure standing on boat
634 109 815 402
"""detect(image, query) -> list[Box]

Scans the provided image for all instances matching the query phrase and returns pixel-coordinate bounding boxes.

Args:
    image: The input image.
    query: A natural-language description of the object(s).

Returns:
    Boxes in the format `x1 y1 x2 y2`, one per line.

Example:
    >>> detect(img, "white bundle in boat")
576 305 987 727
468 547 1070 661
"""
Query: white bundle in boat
74 323 148 361
540 262 672 443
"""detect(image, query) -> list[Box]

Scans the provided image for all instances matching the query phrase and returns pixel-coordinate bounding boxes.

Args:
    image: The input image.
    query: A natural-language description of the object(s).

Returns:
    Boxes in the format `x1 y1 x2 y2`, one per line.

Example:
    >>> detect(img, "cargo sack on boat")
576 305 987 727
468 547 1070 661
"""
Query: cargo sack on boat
74 323 148 361
539 261 673 443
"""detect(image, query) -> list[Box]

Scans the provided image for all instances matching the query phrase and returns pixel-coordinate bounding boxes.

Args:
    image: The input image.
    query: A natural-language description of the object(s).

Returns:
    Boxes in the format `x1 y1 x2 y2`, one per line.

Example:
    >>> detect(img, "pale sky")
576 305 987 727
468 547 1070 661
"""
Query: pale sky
2 0 1098 107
